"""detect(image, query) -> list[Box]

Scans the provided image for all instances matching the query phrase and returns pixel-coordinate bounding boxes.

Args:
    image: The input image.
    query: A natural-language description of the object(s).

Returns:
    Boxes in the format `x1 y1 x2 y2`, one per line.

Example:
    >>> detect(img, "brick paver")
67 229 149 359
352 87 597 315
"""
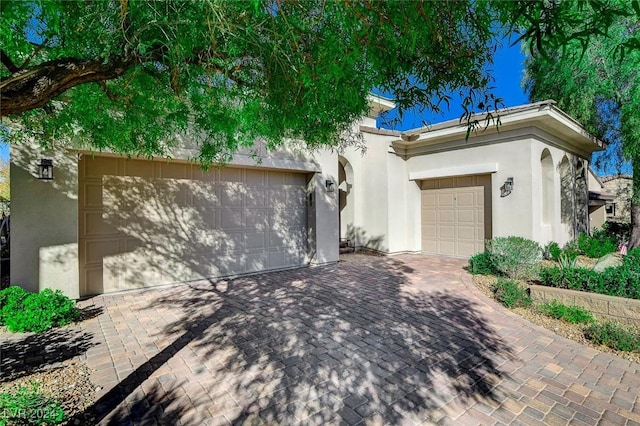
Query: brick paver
30 254 640 424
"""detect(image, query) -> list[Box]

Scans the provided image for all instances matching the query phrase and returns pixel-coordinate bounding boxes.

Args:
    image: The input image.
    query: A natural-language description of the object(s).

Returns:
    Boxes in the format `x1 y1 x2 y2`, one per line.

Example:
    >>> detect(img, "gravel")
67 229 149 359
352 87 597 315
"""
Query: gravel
0 329 98 425
472 274 640 364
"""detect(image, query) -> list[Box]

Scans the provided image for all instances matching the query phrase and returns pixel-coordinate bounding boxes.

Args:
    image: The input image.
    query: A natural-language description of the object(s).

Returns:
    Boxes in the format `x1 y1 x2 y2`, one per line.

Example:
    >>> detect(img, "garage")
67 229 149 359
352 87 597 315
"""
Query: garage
420 175 491 257
78 156 309 296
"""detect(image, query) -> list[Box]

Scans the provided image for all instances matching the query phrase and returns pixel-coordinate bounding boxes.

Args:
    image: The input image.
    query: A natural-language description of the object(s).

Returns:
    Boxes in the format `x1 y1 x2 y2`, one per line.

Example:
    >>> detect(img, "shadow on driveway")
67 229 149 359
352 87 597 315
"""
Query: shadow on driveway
74 255 513 424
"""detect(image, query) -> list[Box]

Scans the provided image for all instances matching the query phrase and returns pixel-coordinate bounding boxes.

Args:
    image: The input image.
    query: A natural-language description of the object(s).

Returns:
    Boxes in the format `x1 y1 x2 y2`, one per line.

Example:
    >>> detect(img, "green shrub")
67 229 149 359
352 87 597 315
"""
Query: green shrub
544 242 562 261
602 221 631 243
584 321 640 352
0 287 80 333
537 300 594 324
577 231 617 258
492 278 532 308
487 237 542 280
468 251 496 275
0 383 65 425
560 240 581 261
539 248 640 299
558 253 577 269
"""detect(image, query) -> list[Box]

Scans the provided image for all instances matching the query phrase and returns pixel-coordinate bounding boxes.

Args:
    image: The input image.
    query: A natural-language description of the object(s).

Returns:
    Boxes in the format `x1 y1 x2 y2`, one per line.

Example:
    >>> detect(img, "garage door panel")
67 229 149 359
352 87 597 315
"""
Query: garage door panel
439 209 455 223
438 193 455 206
439 225 455 239
457 209 474 223
79 157 308 296
456 192 475 207
421 178 489 257
457 225 476 240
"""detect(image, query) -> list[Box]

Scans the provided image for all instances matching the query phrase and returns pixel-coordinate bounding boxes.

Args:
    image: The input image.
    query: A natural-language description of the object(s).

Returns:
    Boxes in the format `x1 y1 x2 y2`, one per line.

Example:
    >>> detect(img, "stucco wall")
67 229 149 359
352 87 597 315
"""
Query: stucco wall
339 130 396 252
11 138 339 298
10 142 80 299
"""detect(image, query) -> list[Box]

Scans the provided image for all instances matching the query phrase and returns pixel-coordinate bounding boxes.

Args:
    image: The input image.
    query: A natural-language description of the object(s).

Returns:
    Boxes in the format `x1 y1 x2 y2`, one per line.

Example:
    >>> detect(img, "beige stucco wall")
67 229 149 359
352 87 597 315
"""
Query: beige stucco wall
10 141 80 299
339 125 596 256
589 206 607 230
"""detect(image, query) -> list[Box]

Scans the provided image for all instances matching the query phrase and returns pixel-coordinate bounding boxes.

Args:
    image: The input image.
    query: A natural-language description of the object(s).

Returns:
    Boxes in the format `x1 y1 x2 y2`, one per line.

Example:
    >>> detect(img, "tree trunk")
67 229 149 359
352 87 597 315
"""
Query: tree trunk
629 160 640 250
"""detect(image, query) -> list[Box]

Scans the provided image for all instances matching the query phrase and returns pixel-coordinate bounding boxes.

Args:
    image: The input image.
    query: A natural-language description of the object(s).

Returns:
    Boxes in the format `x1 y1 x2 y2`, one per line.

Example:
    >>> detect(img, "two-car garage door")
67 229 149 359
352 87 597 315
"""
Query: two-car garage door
421 175 492 257
78 156 309 296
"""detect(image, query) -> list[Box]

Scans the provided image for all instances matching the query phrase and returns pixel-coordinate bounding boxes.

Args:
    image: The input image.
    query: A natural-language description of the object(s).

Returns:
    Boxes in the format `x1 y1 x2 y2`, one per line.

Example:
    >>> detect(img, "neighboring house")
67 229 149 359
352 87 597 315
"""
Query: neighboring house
587 168 615 230
601 174 633 223
10 98 604 298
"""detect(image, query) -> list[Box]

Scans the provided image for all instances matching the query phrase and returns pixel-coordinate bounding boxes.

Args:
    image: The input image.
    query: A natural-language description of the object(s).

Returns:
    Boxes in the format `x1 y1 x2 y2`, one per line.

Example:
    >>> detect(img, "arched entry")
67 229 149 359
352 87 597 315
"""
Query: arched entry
560 155 573 237
338 156 354 241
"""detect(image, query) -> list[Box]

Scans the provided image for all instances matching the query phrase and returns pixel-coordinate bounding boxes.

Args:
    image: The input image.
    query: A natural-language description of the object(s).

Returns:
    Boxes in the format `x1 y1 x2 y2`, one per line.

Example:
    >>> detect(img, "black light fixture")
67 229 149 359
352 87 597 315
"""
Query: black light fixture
500 177 514 197
325 179 335 192
37 159 54 180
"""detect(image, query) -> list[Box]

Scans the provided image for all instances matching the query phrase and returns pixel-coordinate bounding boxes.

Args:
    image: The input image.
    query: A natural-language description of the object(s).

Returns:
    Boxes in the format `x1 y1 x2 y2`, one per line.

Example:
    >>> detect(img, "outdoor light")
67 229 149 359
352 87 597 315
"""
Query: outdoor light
500 177 514 197
325 179 335 192
37 159 54 180
505 177 514 191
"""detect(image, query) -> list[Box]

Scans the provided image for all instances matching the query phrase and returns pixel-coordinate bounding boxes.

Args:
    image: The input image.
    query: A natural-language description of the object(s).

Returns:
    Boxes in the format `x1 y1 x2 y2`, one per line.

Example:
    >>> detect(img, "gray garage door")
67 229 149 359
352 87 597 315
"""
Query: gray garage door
421 175 491 257
79 156 308 296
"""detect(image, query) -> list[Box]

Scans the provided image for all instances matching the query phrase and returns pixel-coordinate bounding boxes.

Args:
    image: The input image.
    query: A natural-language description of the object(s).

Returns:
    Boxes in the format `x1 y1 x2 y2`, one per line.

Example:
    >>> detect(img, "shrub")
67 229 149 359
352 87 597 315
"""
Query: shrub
537 300 594 324
577 231 617 258
0 383 65 425
584 321 640 352
539 248 640 299
468 251 496 275
0 286 80 333
560 240 581 261
602 221 631 243
487 237 542 280
544 242 562 261
492 278 532 308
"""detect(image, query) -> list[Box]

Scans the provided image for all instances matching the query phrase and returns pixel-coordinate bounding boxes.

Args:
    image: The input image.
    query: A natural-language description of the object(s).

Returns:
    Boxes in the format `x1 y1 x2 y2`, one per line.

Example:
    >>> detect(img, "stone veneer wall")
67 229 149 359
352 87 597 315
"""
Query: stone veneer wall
529 285 640 326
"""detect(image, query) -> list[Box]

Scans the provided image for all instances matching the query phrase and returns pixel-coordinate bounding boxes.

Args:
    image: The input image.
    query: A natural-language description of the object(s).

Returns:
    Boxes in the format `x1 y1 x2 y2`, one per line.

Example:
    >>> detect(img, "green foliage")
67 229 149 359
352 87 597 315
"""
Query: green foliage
0 383 65 425
539 248 640 299
602 221 632 243
1 1 514 165
523 4 640 249
492 278 532 308
487 237 542 280
584 321 640 352
0 286 80 333
468 251 496 275
560 240 581 262
577 231 618 258
544 242 562 261
558 253 577 269
537 300 594 324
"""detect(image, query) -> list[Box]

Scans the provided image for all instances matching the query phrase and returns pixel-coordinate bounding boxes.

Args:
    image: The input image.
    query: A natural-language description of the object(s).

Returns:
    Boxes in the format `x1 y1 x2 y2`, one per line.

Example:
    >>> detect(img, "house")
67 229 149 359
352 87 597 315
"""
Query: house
10 99 604 298
601 174 633 223
587 168 615 230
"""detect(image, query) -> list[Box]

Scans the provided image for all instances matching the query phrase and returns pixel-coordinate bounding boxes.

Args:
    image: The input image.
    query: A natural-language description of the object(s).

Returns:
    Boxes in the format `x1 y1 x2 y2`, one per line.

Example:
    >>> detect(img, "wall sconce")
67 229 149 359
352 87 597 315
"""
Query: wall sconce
325 179 335 192
500 177 513 197
37 159 54 180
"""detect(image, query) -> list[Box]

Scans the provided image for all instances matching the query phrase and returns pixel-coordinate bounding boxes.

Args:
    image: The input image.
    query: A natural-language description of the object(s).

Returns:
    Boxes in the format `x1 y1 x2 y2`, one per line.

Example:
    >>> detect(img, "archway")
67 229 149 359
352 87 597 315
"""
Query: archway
338 156 354 241
540 149 554 226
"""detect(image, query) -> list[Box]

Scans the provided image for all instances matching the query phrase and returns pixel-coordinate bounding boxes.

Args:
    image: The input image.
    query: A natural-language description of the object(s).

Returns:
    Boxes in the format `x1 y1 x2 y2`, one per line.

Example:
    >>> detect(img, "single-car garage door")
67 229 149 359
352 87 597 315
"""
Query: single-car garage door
421 175 491 257
79 156 309 296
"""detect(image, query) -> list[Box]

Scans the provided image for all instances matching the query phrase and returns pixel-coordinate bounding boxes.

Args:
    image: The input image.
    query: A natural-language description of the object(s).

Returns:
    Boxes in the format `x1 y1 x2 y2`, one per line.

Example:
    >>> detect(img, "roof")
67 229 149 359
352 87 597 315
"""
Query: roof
391 100 605 159
601 174 633 182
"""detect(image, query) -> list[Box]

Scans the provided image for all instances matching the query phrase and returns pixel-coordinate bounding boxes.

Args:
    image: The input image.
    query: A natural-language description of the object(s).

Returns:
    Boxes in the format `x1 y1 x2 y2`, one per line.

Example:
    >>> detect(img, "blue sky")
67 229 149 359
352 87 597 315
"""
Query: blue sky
375 41 631 176
377 40 529 131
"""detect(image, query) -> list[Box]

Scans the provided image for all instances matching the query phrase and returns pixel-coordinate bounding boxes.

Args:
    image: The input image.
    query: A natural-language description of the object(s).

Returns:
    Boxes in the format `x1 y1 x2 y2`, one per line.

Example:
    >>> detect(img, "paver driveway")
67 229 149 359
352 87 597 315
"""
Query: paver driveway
75 254 640 424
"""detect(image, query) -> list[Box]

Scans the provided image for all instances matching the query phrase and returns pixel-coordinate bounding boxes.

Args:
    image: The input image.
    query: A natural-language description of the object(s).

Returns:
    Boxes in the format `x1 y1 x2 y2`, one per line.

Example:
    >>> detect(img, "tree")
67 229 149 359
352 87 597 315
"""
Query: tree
523 6 640 249
1 0 511 164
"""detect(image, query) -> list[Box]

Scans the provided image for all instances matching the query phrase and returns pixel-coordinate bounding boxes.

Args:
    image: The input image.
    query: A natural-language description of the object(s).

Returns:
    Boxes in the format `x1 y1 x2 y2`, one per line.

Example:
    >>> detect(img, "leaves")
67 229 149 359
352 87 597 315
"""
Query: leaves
1 0 509 164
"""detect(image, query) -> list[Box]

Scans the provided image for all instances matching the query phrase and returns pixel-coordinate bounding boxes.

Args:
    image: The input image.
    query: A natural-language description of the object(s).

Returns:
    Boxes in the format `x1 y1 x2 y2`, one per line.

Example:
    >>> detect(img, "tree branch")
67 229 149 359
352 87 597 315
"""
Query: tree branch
0 49 19 73
0 54 137 116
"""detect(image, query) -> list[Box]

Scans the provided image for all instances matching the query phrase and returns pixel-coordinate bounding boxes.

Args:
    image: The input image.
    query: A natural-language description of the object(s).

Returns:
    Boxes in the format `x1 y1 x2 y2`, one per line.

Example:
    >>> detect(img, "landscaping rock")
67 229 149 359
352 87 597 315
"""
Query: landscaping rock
593 253 623 272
